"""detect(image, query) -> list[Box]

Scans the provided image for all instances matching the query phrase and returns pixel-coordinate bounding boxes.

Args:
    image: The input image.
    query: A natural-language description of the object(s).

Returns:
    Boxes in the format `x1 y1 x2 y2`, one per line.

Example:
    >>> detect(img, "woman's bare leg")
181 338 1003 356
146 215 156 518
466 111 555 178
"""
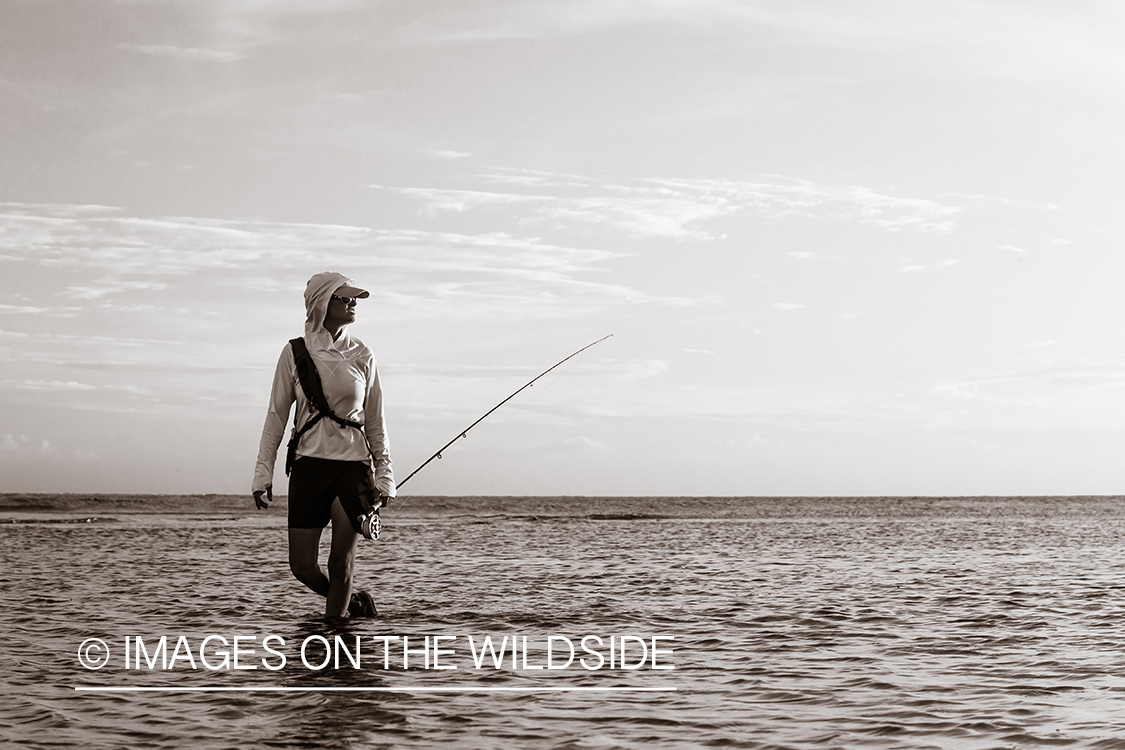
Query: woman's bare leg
286 501 361 617
325 497 359 618
288 526 330 597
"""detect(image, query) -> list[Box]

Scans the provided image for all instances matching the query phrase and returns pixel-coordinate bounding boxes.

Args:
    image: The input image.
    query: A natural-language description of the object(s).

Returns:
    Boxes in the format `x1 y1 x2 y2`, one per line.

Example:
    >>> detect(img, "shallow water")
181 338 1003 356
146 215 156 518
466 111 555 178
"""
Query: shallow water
4 496 1125 748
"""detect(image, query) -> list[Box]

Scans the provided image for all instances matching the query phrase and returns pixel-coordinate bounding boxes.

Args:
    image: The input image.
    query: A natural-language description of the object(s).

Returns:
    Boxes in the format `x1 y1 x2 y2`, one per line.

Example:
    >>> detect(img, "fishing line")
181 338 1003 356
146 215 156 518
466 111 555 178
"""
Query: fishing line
486 346 598 431
386 334 613 518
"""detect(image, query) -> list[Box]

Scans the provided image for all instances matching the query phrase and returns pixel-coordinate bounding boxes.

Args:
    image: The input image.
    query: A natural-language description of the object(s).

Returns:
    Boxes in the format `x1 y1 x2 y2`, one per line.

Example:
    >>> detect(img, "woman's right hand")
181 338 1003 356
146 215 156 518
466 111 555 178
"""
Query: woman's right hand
254 484 273 510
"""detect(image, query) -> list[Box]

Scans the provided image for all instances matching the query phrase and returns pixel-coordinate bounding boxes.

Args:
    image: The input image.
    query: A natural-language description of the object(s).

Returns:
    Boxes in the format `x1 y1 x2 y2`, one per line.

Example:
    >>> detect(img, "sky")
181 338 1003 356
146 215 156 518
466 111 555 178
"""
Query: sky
2 0 1125 496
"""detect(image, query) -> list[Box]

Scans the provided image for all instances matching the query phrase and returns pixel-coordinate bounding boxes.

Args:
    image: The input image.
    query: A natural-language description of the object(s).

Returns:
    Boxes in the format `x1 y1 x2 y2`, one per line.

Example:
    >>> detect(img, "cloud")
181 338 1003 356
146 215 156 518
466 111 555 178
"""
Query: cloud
389 171 962 241
0 434 52 456
933 366 1125 409
1 379 156 395
561 435 612 453
603 359 669 381
481 168 593 189
389 187 545 215
9 380 98 392
2 203 711 427
0 205 372 284
109 0 372 62
117 43 244 62
772 302 805 310
0 203 708 328
385 0 724 45
0 202 120 218
899 259 959 272
432 150 472 159
0 303 83 316
380 0 933 47
67 279 169 300
789 251 841 259
390 362 554 378
398 357 669 384
648 177 960 234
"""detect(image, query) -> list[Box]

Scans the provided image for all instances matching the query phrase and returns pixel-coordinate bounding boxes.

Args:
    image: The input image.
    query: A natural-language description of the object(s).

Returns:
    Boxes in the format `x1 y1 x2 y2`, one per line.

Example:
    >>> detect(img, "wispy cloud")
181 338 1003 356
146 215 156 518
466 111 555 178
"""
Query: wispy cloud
117 43 244 63
560 435 612 453
0 202 120 218
7 380 97 392
388 187 545 215
382 0 1125 103
386 171 961 241
936 367 1125 397
0 203 705 325
928 365 1125 430
898 259 959 272
381 0 889 46
67 279 169 300
0 433 52 456
789 251 840 260
0 303 83 317
0 202 708 427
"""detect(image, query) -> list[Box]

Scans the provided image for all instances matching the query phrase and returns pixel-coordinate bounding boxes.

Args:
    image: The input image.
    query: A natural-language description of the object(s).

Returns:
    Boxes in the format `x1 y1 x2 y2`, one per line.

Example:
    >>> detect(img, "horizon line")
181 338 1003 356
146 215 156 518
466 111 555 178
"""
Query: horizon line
9 492 1125 499
75 685 677 693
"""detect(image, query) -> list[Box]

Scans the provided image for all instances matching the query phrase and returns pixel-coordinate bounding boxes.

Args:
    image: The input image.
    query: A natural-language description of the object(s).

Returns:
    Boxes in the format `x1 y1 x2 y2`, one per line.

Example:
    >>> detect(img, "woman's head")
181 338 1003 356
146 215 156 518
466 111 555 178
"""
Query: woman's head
304 272 369 340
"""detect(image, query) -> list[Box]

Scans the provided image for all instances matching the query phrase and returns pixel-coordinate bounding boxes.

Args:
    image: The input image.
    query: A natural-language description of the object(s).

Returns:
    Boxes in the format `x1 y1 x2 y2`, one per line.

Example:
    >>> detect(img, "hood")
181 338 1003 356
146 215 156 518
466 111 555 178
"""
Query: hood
303 271 362 356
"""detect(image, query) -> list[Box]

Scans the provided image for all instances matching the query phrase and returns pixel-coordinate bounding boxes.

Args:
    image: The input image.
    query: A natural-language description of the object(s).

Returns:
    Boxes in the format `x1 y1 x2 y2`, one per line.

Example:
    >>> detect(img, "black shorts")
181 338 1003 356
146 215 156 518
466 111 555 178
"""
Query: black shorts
287 457 377 532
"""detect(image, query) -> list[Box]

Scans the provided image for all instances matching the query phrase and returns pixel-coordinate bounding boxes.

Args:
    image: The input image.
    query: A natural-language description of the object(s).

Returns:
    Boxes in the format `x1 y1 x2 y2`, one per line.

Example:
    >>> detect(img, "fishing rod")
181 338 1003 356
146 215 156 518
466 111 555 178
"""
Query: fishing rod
390 334 613 505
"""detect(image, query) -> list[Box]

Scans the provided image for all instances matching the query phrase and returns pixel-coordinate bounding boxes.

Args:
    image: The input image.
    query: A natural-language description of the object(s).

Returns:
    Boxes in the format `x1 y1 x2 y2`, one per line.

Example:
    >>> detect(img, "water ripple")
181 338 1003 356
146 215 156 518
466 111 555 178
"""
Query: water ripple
4 496 1125 747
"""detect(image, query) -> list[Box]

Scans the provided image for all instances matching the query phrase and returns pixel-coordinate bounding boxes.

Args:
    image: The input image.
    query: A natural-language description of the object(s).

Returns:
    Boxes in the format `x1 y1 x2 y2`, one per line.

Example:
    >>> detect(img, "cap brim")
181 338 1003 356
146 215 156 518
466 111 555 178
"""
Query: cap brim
335 284 370 299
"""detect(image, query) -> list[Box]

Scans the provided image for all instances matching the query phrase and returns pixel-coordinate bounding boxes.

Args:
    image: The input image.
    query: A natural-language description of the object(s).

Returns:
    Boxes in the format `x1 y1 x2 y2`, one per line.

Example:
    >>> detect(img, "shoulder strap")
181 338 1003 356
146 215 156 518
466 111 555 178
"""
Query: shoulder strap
290 337 334 416
284 337 371 475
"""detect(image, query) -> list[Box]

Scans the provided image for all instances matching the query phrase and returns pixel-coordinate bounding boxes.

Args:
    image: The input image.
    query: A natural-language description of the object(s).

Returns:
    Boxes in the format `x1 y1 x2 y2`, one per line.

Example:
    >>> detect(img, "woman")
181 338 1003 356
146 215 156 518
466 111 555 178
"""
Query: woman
252 271 395 618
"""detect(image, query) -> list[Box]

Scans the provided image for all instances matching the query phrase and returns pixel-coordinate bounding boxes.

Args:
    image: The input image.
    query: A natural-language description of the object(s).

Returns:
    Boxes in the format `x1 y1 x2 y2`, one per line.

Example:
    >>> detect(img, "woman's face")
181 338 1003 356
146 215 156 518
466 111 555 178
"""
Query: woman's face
324 293 358 327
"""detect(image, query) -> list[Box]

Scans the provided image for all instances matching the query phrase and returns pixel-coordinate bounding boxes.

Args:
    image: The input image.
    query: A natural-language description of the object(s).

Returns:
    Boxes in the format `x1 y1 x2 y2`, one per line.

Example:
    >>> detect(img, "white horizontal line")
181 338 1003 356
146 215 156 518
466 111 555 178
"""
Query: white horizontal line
75 686 676 693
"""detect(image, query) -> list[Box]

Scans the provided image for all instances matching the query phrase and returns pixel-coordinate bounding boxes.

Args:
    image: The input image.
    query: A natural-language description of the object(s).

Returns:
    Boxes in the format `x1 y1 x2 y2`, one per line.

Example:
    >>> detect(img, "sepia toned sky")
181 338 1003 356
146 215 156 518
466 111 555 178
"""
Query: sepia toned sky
2 1 1124 496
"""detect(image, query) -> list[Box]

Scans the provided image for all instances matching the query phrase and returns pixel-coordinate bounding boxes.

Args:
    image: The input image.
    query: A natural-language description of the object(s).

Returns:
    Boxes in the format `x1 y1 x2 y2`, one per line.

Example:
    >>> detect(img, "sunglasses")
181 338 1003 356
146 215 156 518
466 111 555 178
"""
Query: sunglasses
331 295 360 305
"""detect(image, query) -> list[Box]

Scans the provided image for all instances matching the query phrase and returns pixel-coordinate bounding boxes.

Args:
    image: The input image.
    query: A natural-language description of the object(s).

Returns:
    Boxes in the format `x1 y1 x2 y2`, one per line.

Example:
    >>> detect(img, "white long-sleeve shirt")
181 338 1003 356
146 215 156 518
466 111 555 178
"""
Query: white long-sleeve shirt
252 331 395 497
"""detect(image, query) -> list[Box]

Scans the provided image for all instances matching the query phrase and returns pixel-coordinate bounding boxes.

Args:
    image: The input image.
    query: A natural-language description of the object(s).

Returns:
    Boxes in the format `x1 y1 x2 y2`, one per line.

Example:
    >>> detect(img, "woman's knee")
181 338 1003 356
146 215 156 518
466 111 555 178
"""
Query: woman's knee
289 558 319 582
327 552 355 582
